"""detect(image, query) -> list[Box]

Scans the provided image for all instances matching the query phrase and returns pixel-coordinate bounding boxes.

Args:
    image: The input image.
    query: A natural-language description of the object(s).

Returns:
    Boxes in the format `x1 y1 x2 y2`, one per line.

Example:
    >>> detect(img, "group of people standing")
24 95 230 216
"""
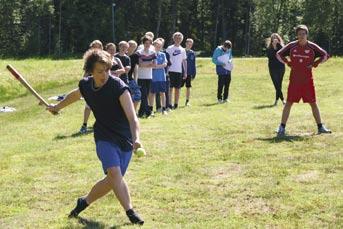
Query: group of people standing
79 31 197 134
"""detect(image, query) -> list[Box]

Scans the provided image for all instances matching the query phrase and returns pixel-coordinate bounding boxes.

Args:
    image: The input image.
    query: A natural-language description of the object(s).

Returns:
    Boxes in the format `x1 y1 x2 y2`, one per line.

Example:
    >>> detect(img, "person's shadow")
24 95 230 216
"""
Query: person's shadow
253 104 276 110
53 127 94 140
202 102 220 107
76 216 131 229
256 134 313 143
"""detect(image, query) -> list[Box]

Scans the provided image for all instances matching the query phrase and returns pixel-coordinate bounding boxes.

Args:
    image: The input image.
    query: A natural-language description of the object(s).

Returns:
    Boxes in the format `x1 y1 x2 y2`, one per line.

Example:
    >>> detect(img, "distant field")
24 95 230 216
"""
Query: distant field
0 58 342 228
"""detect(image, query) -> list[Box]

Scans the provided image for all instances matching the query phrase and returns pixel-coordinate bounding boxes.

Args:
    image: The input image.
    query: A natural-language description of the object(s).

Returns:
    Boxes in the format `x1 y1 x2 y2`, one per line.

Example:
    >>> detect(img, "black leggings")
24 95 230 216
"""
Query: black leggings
217 73 231 100
269 67 285 101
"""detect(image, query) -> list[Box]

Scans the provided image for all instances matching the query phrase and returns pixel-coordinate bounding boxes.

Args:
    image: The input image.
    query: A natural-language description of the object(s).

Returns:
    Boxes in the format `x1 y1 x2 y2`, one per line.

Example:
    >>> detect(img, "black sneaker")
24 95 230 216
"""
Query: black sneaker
79 125 87 134
126 209 144 225
276 125 286 137
68 198 88 218
318 125 332 134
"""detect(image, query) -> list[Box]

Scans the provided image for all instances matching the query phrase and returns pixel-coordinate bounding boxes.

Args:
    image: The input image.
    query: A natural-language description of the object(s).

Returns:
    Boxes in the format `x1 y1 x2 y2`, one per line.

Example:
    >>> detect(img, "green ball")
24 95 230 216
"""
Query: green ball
135 147 146 157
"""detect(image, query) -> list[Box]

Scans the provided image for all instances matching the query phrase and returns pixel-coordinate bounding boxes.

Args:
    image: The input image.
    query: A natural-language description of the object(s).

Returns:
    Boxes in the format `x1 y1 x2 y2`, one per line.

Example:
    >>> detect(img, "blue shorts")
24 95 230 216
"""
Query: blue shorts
128 80 141 102
95 140 132 176
151 81 167 93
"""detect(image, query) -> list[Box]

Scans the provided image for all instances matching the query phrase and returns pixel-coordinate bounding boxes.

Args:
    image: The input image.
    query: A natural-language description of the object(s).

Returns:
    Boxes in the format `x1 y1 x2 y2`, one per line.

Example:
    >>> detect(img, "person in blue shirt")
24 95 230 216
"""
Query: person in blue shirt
181 38 196 106
150 39 168 115
212 40 233 103
47 49 144 225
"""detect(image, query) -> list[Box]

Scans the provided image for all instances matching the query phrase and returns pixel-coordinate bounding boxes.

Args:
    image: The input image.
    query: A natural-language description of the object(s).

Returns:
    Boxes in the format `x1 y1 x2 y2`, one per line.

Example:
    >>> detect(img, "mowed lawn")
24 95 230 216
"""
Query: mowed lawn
0 58 342 228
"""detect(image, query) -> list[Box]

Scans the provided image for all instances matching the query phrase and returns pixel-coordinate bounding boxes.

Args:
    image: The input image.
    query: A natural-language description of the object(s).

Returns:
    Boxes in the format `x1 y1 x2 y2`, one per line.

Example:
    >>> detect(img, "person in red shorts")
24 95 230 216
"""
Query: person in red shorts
276 24 331 136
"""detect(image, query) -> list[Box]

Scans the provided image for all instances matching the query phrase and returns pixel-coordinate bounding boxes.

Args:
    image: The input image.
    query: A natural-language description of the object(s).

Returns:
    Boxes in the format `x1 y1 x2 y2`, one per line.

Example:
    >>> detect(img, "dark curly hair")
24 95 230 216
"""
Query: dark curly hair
83 49 112 74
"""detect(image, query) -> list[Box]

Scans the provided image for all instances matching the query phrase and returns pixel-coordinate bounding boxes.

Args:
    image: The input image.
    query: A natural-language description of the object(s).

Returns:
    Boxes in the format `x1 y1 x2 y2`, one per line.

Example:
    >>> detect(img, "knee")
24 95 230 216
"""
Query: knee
106 167 122 184
285 102 293 108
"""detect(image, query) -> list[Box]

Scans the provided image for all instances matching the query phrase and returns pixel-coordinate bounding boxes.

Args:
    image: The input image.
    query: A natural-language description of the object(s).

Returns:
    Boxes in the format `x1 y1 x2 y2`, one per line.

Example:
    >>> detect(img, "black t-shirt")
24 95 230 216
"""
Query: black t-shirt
128 53 139 81
162 49 171 74
267 43 285 69
115 54 130 84
78 76 132 151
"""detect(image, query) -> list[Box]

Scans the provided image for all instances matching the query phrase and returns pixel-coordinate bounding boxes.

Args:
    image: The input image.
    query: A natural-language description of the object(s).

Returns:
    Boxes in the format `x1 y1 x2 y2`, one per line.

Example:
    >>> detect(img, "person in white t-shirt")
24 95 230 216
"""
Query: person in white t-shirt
137 31 155 52
166 32 187 109
137 36 157 118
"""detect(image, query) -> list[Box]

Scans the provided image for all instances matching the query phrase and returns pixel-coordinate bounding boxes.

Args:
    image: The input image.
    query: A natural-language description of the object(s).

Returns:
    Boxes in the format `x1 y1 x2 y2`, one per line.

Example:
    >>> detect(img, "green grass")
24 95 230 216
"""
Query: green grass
0 58 342 228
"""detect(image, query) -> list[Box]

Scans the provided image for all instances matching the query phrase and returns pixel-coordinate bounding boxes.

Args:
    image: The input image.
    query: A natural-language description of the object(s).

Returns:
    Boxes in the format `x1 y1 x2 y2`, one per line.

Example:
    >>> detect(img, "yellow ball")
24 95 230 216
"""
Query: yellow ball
134 148 146 157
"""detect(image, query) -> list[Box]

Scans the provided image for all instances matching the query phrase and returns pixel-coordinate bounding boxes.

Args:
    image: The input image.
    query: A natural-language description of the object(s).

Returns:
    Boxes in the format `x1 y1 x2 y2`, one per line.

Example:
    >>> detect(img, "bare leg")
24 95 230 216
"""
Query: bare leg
186 87 191 101
85 177 112 205
174 88 180 105
169 87 173 106
148 92 155 109
106 167 132 211
160 92 166 108
281 101 293 124
310 102 322 124
133 101 140 113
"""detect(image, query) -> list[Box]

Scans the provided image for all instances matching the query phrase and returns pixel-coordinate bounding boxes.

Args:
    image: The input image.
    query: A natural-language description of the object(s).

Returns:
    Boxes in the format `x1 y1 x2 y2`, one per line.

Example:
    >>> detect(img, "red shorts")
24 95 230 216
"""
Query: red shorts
287 81 316 103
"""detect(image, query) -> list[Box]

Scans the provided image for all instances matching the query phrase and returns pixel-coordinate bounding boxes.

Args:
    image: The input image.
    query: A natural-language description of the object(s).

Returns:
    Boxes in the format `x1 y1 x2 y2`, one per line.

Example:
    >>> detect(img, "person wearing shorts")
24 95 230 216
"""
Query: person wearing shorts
166 32 187 109
149 39 168 115
47 49 144 225
181 38 196 106
128 40 142 112
276 24 331 136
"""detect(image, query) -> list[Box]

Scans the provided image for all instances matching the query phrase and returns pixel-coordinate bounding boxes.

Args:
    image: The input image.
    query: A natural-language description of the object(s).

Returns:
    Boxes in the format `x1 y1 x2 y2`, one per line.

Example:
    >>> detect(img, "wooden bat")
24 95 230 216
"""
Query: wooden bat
6 64 49 107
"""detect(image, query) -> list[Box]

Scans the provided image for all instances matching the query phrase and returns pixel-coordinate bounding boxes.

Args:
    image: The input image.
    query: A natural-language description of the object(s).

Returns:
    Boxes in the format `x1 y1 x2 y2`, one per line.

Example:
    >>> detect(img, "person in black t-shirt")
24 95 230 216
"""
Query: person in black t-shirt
105 42 125 78
47 49 144 225
127 40 141 112
115 41 131 84
267 33 286 106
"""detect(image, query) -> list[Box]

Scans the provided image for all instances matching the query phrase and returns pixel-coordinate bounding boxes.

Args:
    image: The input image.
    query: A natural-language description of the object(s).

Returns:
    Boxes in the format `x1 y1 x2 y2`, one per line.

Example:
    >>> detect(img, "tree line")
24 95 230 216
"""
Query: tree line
0 0 342 57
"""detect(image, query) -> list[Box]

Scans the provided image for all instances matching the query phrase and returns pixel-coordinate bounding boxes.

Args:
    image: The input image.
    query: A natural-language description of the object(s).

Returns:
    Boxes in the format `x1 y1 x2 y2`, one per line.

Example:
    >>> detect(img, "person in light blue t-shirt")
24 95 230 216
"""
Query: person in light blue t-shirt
212 40 233 103
149 39 168 115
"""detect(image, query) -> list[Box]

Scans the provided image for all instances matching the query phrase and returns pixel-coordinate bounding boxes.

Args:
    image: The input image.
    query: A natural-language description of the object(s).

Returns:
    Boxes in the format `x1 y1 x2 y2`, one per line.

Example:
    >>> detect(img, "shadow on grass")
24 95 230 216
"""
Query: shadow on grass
76 216 130 229
253 104 276 109
256 134 313 143
54 127 93 140
202 102 220 107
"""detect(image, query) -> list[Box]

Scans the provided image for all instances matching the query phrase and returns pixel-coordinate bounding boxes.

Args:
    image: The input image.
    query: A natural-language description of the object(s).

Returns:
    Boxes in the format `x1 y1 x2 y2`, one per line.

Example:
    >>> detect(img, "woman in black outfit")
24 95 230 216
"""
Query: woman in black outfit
267 33 286 106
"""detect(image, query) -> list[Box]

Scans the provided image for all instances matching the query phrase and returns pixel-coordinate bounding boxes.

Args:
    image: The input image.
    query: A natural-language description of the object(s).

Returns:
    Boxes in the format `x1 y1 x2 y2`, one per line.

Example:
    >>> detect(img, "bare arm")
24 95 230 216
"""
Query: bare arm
113 58 125 76
119 90 141 150
182 59 187 78
124 66 131 74
133 65 138 82
47 88 82 114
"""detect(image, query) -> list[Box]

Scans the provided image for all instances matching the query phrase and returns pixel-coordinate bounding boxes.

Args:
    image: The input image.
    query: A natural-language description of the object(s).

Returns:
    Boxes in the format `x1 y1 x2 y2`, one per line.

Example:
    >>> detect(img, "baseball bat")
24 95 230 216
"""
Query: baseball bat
6 64 50 107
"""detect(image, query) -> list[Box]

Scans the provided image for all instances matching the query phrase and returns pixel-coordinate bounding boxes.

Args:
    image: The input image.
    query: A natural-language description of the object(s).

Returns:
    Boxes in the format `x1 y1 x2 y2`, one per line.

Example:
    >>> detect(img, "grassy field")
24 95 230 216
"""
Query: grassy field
0 58 342 228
